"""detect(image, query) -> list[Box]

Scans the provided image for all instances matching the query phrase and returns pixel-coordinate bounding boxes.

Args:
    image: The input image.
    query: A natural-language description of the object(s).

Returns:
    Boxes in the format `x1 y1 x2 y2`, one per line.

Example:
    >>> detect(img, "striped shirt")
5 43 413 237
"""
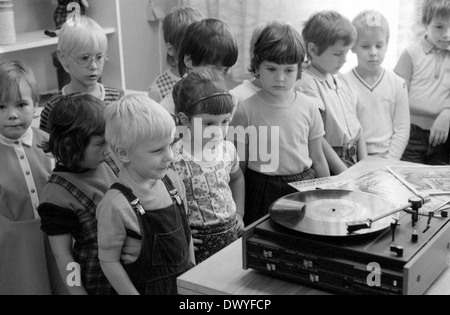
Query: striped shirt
39 84 124 133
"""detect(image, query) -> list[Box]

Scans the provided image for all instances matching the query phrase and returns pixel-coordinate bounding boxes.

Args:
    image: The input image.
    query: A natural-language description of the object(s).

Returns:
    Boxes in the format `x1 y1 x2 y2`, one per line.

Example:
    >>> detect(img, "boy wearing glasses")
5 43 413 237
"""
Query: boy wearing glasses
40 16 123 133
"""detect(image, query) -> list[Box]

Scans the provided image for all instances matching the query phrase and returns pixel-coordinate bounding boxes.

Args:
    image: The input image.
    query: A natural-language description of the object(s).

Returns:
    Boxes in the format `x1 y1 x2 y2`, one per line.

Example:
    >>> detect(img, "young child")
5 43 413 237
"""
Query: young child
345 10 410 160
98 95 195 295
148 6 204 103
232 22 330 226
229 23 266 105
0 60 60 295
40 16 124 133
38 94 120 295
395 0 450 165
160 18 239 117
296 11 367 174
171 70 245 263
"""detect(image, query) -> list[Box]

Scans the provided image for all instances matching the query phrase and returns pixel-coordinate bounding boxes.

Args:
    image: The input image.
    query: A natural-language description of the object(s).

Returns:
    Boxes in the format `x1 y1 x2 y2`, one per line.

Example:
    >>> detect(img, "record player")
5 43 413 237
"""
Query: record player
243 190 450 295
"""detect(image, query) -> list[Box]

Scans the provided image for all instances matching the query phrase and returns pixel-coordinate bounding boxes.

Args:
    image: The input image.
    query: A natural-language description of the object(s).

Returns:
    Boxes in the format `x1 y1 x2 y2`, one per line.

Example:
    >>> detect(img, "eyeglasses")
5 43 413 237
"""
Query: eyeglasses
70 53 108 67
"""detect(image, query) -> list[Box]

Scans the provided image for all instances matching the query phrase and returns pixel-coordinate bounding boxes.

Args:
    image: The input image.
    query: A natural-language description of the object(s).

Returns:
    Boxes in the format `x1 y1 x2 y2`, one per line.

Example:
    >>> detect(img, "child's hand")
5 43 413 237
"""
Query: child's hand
81 0 89 8
191 230 203 252
430 110 450 147
235 214 245 238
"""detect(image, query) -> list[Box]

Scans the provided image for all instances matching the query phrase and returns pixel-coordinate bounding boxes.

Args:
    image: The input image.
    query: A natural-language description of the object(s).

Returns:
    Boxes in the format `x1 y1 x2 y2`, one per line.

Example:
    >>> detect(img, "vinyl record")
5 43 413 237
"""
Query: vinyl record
270 190 396 237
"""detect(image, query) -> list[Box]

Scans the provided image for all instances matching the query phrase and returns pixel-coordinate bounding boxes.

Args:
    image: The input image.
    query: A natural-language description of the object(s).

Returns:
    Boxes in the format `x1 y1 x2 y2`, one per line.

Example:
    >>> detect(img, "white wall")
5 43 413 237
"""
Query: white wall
119 0 179 91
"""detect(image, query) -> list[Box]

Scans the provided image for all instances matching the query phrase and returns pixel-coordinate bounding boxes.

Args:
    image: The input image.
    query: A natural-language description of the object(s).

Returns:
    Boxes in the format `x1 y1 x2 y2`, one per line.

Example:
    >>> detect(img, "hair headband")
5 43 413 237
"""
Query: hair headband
194 92 232 105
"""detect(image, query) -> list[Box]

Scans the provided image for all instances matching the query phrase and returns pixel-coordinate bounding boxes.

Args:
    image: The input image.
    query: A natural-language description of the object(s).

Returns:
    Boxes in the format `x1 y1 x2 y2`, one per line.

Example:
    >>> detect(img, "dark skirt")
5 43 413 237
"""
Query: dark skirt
244 168 316 226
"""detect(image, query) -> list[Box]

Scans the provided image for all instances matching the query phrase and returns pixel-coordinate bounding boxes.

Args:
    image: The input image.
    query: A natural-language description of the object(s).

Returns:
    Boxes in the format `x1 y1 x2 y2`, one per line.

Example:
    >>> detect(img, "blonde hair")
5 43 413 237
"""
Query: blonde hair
353 10 390 44
0 60 39 105
58 16 108 54
104 95 175 153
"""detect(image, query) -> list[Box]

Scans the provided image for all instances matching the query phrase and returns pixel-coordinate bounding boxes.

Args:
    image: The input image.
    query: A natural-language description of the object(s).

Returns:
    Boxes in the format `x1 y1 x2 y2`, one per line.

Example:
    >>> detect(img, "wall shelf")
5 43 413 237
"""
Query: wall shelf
0 27 117 54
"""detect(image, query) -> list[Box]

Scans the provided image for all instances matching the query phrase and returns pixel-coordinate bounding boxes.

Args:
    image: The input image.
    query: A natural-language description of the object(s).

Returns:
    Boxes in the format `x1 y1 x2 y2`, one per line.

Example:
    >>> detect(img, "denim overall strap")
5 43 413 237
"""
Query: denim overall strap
47 175 114 295
111 176 192 295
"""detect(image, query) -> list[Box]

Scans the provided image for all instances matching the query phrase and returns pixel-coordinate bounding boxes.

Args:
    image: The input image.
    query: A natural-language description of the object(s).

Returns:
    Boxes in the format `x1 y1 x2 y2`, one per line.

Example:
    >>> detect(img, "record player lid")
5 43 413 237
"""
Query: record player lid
270 190 396 237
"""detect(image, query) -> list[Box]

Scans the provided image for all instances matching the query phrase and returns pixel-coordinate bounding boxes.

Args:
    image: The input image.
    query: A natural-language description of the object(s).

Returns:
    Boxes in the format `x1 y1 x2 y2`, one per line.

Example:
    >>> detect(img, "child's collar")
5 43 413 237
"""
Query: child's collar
0 127 33 147
308 65 335 82
421 35 450 54
307 65 340 89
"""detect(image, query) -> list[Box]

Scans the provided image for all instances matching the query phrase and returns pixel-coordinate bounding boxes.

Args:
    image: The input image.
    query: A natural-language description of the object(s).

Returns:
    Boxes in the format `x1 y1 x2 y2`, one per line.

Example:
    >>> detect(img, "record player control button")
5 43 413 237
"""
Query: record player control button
390 245 404 258
304 260 313 268
412 231 419 243
267 264 276 272
263 251 273 258
310 274 320 283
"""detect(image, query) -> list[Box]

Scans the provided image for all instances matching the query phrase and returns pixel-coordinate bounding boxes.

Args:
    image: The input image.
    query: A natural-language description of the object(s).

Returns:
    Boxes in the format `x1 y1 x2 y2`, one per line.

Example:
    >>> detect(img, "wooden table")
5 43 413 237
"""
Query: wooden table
177 157 450 295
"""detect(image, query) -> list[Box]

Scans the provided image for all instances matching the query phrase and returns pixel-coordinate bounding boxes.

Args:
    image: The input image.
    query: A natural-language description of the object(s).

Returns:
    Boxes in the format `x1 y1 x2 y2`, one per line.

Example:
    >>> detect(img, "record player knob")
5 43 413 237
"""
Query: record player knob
412 231 419 243
409 196 424 210
390 245 404 258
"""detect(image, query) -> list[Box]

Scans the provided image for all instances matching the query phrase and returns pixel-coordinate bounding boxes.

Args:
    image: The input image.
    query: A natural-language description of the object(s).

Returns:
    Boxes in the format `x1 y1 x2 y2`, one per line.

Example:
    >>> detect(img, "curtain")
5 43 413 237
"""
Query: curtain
182 0 424 82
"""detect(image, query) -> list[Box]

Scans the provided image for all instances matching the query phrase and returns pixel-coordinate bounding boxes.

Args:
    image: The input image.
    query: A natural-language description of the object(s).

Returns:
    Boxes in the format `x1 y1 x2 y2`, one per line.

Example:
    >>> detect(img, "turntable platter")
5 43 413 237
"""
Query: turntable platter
270 190 395 237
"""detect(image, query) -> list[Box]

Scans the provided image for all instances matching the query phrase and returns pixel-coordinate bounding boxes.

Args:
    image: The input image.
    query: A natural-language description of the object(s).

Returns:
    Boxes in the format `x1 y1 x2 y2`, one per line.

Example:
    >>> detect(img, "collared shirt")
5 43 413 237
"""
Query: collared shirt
394 35 450 130
295 66 362 148
0 128 53 221
0 129 40 218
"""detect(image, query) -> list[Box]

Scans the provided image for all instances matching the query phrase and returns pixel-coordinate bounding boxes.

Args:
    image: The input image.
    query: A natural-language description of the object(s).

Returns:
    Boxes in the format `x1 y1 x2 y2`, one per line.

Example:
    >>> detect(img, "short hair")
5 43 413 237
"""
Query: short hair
173 70 234 118
0 60 39 105
303 11 357 56
422 0 450 25
163 7 204 68
249 22 306 79
104 95 175 153
249 23 268 60
353 10 390 44
58 16 108 54
42 94 107 172
177 19 239 76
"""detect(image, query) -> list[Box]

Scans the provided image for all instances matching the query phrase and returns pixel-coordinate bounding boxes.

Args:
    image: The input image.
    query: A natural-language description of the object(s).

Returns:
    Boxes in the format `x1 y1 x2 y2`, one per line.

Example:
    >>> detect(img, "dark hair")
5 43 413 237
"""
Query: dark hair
303 11 357 56
163 7 204 68
173 70 234 117
177 19 239 76
250 22 306 79
422 0 450 25
42 93 107 172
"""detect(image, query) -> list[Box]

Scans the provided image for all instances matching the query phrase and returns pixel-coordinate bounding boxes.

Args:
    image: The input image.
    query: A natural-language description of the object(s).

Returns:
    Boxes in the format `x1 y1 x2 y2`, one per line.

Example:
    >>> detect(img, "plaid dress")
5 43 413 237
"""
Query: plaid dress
39 157 120 295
